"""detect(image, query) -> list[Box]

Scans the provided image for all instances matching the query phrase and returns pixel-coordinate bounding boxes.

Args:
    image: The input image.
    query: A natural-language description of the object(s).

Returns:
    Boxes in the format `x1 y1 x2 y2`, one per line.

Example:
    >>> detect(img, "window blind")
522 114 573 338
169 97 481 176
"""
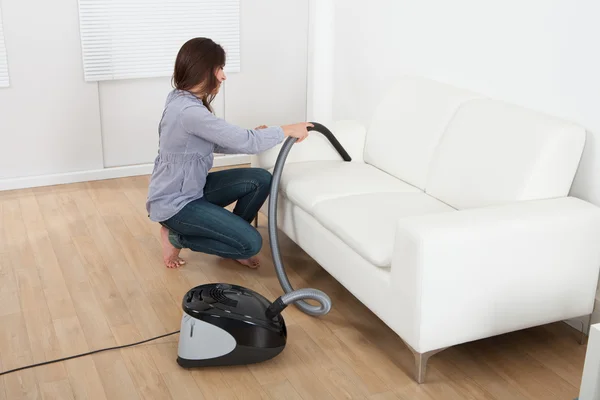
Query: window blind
0 6 9 88
77 0 240 82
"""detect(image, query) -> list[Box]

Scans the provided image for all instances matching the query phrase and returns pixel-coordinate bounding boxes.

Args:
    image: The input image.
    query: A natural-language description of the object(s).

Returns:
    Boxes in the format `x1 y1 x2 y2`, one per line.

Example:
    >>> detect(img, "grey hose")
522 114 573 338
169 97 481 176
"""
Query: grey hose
266 136 332 317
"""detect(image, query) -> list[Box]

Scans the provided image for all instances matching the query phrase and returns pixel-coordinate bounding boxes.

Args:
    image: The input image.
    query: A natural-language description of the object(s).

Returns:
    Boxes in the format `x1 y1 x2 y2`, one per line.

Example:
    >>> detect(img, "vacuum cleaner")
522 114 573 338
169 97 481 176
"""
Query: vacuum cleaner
176 122 352 368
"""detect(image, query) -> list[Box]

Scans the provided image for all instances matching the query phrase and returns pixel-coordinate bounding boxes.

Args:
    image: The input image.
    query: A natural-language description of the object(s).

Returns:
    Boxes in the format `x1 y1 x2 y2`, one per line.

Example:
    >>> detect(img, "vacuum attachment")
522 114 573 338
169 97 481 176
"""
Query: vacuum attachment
266 122 352 318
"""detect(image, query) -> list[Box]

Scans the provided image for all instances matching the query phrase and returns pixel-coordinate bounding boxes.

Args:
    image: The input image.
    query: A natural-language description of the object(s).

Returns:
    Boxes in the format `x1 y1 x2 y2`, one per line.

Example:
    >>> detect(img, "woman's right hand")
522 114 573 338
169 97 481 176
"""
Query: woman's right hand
281 122 313 143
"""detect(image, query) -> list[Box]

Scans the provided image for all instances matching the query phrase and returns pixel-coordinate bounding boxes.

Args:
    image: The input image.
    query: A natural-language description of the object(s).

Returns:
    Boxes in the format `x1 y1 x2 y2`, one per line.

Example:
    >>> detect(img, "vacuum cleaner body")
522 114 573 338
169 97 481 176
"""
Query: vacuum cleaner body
177 283 287 368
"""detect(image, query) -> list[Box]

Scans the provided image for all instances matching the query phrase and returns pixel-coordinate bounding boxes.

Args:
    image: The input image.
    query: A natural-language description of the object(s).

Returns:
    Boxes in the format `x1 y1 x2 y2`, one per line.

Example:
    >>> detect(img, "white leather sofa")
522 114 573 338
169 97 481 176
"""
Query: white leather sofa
252 75 600 383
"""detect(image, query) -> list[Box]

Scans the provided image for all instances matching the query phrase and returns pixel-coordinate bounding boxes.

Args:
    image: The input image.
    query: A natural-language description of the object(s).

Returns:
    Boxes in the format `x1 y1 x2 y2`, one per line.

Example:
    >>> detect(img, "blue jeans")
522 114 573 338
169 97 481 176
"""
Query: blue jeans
161 167 271 259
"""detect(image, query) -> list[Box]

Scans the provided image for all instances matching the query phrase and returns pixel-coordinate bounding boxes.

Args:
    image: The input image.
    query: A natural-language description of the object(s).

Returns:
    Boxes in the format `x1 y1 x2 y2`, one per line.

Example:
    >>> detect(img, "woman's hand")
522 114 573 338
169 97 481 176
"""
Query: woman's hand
281 122 313 143
255 125 268 130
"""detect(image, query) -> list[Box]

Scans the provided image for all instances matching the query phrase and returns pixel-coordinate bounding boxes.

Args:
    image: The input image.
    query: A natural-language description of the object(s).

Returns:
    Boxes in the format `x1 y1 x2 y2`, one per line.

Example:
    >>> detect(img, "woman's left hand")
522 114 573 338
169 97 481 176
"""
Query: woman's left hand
255 125 268 130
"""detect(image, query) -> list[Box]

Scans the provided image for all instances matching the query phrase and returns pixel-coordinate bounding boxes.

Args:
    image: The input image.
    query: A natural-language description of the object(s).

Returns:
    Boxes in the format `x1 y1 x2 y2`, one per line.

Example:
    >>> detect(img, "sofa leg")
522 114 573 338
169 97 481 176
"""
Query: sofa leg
414 350 433 384
405 344 446 384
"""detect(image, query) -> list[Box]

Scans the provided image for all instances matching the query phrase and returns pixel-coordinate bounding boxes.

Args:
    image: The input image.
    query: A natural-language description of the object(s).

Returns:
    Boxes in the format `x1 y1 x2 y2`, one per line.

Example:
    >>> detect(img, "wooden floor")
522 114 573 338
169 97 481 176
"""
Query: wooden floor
0 173 588 399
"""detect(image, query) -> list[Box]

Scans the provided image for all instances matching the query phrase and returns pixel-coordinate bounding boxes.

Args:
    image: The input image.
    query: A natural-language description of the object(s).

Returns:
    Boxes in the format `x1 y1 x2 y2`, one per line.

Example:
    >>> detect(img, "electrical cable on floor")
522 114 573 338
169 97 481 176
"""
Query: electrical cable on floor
0 330 180 376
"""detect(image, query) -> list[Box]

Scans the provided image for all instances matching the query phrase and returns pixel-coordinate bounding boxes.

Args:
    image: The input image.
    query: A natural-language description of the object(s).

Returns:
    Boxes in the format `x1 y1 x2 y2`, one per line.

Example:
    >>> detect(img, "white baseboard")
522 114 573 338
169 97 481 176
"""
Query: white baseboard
0 164 154 191
0 154 251 192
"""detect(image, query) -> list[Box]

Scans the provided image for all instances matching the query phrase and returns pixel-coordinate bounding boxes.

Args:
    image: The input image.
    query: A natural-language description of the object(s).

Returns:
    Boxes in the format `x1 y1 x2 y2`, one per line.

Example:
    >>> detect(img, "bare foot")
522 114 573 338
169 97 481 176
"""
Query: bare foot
161 226 185 269
235 256 260 269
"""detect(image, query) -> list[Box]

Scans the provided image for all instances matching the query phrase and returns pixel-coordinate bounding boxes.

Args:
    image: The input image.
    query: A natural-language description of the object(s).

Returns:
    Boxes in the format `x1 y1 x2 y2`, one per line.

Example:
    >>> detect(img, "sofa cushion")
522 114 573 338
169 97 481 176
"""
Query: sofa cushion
363 76 480 190
426 98 586 209
312 192 455 267
273 161 421 212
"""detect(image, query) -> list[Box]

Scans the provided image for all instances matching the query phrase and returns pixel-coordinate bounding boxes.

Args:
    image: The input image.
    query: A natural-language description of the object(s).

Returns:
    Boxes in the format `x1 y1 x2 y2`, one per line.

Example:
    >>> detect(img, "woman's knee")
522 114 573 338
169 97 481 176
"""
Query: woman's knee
242 228 263 257
250 168 272 186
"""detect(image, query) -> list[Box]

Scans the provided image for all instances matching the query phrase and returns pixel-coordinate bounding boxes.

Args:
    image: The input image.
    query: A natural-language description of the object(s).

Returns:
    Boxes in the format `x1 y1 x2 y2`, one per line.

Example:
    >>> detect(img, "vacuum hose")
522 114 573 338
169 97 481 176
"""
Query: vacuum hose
265 122 352 319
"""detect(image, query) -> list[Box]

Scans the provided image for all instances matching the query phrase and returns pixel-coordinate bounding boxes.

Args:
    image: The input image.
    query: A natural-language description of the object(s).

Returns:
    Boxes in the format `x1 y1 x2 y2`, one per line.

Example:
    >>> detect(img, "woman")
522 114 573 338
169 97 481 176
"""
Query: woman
146 37 311 269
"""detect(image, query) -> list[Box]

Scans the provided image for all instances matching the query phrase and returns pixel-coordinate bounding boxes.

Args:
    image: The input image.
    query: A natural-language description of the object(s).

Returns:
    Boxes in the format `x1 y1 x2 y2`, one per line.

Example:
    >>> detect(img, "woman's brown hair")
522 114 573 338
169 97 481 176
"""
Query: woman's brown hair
172 37 226 112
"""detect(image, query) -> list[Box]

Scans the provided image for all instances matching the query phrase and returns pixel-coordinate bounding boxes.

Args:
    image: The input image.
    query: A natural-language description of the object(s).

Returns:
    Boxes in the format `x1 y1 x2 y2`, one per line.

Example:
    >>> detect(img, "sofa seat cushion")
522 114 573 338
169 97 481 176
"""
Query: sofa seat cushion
312 193 455 267
273 161 421 212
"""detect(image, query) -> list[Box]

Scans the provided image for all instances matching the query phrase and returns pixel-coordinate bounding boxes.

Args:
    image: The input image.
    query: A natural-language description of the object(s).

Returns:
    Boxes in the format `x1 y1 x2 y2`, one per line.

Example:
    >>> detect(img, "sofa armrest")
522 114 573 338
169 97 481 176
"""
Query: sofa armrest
251 119 367 170
390 196 600 353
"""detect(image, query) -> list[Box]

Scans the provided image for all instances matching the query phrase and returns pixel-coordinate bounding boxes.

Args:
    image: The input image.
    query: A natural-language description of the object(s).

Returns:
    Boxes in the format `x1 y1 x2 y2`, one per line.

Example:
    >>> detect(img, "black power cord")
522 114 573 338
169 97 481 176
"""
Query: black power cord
0 330 180 376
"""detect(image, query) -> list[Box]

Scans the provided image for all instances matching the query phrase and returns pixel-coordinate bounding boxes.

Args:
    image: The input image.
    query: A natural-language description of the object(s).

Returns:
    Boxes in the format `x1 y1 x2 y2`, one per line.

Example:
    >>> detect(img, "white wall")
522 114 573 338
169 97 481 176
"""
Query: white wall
224 0 308 129
332 0 600 207
0 0 104 180
306 0 334 126
0 0 309 187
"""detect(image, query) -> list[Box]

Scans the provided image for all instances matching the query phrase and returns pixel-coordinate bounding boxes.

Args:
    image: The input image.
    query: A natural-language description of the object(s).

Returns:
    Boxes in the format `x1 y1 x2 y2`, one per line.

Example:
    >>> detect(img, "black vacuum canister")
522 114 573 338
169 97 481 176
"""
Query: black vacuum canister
177 283 287 368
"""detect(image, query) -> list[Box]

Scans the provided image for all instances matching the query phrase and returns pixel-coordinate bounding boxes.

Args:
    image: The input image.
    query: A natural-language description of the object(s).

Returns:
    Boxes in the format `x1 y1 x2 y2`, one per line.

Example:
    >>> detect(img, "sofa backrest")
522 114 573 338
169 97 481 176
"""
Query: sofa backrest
363 75 481 190
363 76 586 209
425 98 586 209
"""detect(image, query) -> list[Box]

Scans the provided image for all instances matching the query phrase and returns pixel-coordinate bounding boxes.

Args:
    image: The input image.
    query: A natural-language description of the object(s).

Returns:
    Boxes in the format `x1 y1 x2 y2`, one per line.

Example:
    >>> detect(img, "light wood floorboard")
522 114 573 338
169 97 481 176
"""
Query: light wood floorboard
0 172 588 399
